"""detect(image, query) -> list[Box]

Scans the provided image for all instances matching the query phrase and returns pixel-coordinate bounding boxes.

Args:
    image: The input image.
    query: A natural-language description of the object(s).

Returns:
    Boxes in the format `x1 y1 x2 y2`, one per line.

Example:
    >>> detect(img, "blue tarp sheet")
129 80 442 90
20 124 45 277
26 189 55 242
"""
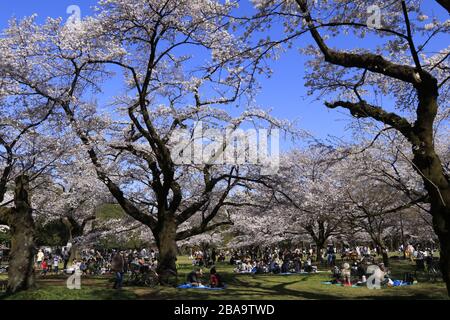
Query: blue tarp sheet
177 284 225 290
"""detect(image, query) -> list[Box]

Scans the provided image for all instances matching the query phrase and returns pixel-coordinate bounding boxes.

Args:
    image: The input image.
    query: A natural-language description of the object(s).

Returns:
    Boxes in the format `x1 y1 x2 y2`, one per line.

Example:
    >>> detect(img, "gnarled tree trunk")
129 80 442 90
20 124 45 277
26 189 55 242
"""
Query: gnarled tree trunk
412 77 450 295
295 0 450 295
0 175 37 294
381 249 390 267
154 215 178 284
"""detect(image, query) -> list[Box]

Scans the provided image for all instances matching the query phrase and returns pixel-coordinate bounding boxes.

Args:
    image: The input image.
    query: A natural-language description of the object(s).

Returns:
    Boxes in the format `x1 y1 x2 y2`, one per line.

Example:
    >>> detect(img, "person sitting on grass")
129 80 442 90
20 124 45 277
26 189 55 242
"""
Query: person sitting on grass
250 261 258 274
331 266 341 284
187 267 203 286
234 261 250 273
377 263 392 286
304 258 313 273
281 259 290 273
209 266 224 288
254 260 266 274
272 261 281 274
293 256 302 273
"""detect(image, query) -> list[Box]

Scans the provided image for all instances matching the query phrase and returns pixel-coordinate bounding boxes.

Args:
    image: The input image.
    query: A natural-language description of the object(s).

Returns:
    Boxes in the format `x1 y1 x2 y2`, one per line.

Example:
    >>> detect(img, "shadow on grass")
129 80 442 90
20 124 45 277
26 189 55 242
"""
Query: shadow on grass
0 258 448 300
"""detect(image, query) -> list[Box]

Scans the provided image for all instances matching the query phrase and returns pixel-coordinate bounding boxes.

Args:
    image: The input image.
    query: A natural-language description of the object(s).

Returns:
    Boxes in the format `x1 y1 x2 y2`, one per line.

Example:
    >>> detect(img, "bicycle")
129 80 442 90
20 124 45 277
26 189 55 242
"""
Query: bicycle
414 258 442 282
126 265 178 288
426 259 442 282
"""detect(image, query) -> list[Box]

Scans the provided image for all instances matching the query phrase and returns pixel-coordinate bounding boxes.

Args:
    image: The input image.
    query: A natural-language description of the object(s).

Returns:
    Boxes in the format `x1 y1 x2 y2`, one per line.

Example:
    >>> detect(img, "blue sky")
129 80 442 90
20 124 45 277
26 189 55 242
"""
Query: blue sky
0 0 447 149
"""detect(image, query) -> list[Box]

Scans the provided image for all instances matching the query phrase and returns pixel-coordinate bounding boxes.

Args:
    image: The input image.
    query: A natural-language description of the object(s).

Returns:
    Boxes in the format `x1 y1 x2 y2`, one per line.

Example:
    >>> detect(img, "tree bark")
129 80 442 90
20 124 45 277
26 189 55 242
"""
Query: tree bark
400 214 407 259
6 175 37 294
436 229 450 295
154 215 178 284
315 241 326 263
303 220 329 263
381 249 390 267
422 165 450 295
412 77 450 295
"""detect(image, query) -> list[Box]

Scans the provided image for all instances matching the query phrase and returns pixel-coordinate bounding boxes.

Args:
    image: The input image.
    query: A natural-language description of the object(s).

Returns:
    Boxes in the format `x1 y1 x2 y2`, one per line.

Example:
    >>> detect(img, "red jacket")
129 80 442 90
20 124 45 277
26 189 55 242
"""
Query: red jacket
210 274 223 287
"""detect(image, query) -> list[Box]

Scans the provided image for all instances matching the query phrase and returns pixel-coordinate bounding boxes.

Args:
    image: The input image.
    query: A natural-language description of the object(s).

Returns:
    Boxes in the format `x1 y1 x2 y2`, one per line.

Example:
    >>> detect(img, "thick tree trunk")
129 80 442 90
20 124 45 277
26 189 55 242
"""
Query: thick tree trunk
373 242 390 267
412 77 450 295
316 242 325 263
421 185 450 295
430 200 450 295
381 250 390 267
155 216 178 285
400 214 407 259
68 244 80 263
7 175 36 294
437 232 450 296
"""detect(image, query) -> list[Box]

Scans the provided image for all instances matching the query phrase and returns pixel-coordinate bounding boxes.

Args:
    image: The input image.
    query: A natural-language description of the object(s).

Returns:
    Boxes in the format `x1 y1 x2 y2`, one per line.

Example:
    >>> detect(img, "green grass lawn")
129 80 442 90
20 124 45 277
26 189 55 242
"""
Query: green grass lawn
0 256 448 300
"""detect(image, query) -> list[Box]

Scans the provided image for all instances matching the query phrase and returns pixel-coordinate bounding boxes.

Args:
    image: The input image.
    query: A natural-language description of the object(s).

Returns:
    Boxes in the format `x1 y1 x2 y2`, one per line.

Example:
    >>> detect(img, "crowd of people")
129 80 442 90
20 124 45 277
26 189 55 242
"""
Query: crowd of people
189 248 225 267
326 243 438 287
35 248 70 275
27 241 439 291
33 247 160 288
220 248 319 275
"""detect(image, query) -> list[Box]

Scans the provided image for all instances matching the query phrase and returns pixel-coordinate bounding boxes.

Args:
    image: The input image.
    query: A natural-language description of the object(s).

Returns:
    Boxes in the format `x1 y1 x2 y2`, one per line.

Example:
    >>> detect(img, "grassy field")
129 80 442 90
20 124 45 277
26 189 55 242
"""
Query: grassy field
0 256 448 300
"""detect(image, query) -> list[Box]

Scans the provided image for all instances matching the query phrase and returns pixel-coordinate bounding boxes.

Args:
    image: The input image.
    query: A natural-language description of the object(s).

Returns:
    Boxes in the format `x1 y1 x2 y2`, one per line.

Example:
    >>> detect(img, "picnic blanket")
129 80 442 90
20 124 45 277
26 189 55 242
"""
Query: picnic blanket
177 283 225 290
279 271 324 275
321 281 359 288
390 280 414 287
321 280 414 288
279 272 297 275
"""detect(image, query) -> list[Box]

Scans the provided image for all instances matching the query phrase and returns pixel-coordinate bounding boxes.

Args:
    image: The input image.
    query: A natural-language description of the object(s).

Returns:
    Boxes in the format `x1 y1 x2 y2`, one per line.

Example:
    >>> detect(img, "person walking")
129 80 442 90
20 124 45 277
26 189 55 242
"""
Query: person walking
111 251 125 289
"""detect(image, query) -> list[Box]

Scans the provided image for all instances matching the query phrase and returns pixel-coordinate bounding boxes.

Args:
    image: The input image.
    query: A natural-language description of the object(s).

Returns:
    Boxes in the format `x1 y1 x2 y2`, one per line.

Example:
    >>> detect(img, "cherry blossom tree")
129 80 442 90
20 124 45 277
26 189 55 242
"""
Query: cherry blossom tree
249 0 450 294
277 148 349 261
228 146 348 255
0 51 61 293
343 164 419 266
32 144 122 258
1 0 286 282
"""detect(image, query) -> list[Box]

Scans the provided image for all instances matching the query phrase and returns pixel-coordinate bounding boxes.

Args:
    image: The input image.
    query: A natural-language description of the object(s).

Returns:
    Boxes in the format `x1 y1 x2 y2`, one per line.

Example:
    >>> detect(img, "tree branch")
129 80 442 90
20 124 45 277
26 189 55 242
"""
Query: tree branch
295 0 422 85
324 100 417 144
175 221 233 241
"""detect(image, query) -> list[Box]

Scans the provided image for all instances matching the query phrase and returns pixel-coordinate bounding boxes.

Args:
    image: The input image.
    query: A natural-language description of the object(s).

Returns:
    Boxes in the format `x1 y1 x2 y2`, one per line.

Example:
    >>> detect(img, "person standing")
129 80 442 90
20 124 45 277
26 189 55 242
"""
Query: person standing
62 248 70 271
36 249 44 269
341 263 351 286
211 248 217 264
41 259 48 276
111 251 125 289
53 255 60 274
406 244 415 262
